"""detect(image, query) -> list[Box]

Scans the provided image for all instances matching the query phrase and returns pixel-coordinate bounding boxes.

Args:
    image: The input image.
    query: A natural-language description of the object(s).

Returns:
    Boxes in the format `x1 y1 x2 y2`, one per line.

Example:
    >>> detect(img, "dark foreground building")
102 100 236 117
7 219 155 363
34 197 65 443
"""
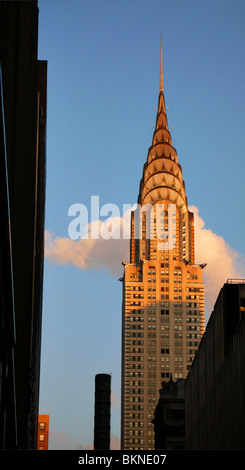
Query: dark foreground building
152 377 185 449
185 280 245 449
0 1 47 449
94 374 111 450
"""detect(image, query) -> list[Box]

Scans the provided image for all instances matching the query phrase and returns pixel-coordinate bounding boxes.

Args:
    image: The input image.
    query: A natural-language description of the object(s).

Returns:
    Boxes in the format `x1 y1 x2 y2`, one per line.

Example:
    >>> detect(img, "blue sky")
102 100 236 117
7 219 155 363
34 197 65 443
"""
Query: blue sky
37 0 245 449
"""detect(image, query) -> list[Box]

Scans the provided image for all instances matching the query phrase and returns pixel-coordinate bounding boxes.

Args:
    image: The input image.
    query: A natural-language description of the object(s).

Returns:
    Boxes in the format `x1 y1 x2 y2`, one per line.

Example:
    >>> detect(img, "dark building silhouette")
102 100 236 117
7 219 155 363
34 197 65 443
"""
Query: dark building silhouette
185 280 245 449
0 1 47 449
152 376 185 449
94 374 111 450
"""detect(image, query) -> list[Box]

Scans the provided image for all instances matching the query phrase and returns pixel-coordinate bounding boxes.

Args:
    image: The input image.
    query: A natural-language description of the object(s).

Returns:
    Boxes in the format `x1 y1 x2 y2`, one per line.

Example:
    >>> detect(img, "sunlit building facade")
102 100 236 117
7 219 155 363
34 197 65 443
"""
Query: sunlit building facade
37 415 50 450
121 40 205 450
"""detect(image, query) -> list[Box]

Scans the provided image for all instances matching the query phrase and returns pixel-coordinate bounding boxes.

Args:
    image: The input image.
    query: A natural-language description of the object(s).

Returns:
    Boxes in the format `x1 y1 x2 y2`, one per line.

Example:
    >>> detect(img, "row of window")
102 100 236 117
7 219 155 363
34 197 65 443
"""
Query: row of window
127 325 201 333
129 272 200 281
126 306 203 313
127 317 201 327
126 359 194 369
127 347 196 356
127 341 183 349
126 332 202 342
127 324 202 332
125 372 183 387
127 292 202 303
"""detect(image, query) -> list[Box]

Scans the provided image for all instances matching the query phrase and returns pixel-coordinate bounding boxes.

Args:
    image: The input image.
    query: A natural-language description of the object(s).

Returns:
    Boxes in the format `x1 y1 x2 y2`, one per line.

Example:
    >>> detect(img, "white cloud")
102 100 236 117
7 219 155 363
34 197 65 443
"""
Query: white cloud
190 205 245 319
45 212 131 277
45 206 245 321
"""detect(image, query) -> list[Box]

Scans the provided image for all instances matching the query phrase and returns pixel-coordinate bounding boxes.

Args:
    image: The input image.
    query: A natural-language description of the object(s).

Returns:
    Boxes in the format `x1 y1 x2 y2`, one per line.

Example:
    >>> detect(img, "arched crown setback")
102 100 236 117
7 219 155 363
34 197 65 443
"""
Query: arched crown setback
138 36 187 210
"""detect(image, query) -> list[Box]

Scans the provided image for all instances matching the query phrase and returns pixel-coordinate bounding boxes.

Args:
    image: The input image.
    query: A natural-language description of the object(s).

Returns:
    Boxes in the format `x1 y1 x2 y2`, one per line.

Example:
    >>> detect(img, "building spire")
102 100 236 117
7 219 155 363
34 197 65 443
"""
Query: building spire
160 34 163 92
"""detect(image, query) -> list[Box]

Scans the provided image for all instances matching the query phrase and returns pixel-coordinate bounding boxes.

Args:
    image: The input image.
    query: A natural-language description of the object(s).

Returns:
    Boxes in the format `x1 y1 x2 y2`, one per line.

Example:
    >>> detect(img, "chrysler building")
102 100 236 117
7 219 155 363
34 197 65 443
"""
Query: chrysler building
121 39 205 450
